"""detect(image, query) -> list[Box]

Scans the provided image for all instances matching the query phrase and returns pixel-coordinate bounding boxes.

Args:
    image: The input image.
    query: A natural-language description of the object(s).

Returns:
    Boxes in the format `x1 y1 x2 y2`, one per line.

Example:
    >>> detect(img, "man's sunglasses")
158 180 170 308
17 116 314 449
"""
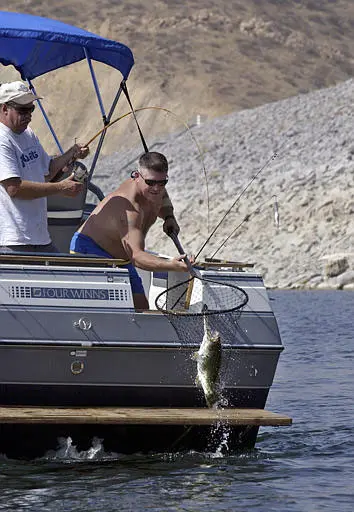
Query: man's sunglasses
138 171 168 187
6 102 36 115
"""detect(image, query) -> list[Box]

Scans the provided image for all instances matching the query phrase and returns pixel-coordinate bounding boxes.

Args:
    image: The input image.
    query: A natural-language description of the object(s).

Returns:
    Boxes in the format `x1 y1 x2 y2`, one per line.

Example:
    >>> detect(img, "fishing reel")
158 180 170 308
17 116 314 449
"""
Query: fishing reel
72 161 88 183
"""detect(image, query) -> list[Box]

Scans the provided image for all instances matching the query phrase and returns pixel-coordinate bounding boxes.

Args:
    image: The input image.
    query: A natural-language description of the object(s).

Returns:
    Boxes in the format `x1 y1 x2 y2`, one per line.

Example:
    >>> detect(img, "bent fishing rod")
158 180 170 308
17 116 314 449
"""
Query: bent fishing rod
194 137 288 260
83 106 211 232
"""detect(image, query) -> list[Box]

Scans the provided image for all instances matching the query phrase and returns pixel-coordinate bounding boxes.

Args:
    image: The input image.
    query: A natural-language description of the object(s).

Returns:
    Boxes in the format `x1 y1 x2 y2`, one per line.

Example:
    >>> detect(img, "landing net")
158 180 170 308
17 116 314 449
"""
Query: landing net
155 275 249 345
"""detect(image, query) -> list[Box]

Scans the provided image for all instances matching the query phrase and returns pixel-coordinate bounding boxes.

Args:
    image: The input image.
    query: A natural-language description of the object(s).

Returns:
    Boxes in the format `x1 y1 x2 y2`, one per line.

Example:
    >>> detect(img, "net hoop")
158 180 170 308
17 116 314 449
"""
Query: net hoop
154 276 249 317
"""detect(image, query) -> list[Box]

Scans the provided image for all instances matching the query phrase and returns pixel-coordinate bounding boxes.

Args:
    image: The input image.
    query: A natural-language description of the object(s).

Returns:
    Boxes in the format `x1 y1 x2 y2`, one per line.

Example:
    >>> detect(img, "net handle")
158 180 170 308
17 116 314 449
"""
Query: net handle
168 232 196 308
168 232 196 276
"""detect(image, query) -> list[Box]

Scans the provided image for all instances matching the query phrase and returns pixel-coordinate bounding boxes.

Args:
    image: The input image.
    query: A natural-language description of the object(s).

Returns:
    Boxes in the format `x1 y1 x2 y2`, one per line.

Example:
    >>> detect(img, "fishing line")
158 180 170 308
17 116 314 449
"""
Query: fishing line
194 137 289 260
210 195 279 259
205 103 349 260
84 106 211 232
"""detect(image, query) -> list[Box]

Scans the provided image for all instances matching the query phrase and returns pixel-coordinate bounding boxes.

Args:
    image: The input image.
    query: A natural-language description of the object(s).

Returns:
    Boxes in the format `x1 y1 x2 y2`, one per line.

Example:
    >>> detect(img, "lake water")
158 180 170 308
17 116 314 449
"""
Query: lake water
1 290 353 511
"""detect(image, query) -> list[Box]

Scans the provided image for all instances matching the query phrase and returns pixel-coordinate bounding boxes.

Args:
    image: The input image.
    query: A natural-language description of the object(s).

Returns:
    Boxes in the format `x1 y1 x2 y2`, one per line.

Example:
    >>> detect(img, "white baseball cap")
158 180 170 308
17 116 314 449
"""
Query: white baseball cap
0 81 42 105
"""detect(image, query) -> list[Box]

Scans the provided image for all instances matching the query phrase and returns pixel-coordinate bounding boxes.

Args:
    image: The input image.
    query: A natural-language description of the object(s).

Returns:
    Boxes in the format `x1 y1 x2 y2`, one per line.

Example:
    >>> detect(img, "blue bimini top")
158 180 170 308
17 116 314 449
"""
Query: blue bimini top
0 11 134 80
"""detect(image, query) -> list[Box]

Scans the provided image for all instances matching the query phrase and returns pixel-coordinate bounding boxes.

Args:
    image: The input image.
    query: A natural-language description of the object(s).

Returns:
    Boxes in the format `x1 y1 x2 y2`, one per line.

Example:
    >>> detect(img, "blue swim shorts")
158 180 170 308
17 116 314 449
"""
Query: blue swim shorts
70 232 145 295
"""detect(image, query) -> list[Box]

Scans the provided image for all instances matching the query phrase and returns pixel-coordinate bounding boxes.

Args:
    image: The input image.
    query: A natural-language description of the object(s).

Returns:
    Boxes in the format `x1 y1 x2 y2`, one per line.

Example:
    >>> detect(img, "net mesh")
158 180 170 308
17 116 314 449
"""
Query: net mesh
155 275 249 345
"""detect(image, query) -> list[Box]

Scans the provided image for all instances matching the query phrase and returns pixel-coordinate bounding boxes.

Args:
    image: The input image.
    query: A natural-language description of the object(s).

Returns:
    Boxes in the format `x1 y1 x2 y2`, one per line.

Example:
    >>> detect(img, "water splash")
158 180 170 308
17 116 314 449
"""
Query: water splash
43 436 117 461
209 421 231 458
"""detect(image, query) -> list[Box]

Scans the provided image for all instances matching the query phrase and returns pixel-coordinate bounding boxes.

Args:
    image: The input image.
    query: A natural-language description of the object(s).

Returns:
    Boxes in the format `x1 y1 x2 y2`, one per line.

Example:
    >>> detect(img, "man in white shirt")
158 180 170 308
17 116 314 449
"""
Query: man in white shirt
0 81 89 253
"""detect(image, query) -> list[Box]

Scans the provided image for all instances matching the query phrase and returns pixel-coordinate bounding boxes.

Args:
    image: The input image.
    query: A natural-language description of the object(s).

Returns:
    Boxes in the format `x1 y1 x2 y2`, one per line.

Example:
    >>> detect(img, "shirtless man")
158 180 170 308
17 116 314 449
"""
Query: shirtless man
70 152 190 310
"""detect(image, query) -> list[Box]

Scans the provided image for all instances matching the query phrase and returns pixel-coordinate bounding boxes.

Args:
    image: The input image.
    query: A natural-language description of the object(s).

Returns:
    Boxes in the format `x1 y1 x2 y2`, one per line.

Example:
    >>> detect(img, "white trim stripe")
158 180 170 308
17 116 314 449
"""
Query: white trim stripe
47 210 83 219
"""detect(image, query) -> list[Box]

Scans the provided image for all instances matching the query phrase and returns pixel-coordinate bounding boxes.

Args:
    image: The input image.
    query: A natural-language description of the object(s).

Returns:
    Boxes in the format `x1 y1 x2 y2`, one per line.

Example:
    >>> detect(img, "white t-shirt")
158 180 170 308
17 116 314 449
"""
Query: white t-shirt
0 123 51 245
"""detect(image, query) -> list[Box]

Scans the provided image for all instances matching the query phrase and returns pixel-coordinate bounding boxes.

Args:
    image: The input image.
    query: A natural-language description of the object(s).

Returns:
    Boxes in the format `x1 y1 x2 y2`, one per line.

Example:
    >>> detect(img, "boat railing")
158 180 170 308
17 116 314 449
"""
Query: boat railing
0 253 128 268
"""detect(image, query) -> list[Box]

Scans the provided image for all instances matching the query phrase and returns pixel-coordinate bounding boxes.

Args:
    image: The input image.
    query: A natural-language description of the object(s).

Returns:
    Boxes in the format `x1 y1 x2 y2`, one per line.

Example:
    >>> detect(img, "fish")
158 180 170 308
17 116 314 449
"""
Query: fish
194 313 222 408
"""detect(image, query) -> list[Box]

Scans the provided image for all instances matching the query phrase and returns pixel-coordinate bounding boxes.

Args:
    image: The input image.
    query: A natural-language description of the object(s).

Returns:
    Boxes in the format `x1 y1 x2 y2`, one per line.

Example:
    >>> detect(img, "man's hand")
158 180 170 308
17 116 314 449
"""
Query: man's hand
170 253 195 272
163 215 180 236
58 173 84 197
49 143 90 181
72 143 89 160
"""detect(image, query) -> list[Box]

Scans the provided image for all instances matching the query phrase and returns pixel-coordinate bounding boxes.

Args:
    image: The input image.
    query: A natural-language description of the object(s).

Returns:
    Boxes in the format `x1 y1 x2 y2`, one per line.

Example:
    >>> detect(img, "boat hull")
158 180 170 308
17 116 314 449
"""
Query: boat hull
0 259 283 456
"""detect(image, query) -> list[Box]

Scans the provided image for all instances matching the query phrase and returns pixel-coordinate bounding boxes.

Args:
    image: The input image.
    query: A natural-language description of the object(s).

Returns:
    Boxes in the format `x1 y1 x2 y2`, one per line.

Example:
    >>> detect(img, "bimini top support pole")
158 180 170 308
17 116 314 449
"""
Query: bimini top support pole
84 47 107 124
27 79 64 154
87 82 124 188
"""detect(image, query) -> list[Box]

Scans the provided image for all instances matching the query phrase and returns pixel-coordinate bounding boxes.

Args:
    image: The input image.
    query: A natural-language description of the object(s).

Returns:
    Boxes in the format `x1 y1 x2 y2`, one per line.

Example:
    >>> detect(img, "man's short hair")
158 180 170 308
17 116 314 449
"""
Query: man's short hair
138 152 168 174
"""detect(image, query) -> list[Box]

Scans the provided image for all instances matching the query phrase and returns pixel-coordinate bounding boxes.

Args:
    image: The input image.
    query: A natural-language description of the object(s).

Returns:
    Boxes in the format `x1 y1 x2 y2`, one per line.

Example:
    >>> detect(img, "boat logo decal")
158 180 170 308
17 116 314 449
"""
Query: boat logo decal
8 286 129 301
70 350 87 357
73 318 92 331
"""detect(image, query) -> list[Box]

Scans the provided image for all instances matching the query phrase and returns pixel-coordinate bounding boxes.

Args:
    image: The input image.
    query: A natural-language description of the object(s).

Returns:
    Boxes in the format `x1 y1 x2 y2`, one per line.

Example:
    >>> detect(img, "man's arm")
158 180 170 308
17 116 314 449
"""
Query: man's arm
1 175 83 199
120 210 187 272
46 143 89 181
158 190 180 235
0 138 87 198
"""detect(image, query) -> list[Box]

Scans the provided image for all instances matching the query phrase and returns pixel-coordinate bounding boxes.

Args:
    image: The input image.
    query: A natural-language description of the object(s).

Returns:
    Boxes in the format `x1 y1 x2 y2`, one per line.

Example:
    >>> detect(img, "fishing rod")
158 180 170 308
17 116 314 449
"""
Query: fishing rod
83 106 211 232
210 195 280 259
194 137 288 260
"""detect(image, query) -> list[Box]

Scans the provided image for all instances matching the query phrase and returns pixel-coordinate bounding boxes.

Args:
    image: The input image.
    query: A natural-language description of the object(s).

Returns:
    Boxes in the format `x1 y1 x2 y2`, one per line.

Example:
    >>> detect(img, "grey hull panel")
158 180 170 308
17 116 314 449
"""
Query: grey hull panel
0 308 282 347
0 345 281 390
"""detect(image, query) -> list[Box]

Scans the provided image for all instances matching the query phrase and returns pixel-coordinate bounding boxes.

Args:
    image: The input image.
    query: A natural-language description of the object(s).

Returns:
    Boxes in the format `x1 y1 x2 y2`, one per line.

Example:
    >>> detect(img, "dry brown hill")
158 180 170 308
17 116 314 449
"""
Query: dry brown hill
1 0 354 154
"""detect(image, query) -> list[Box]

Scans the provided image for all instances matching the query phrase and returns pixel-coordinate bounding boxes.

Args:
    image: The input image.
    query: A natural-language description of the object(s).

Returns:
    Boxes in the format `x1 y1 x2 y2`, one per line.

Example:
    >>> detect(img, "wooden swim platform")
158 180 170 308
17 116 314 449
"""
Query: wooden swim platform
0 407 292 426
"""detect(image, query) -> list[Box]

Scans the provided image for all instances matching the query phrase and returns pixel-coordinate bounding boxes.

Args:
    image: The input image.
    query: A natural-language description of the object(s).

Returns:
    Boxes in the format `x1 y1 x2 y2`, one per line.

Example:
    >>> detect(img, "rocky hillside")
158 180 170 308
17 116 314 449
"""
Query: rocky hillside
2 1 354 153
92 79 354 290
